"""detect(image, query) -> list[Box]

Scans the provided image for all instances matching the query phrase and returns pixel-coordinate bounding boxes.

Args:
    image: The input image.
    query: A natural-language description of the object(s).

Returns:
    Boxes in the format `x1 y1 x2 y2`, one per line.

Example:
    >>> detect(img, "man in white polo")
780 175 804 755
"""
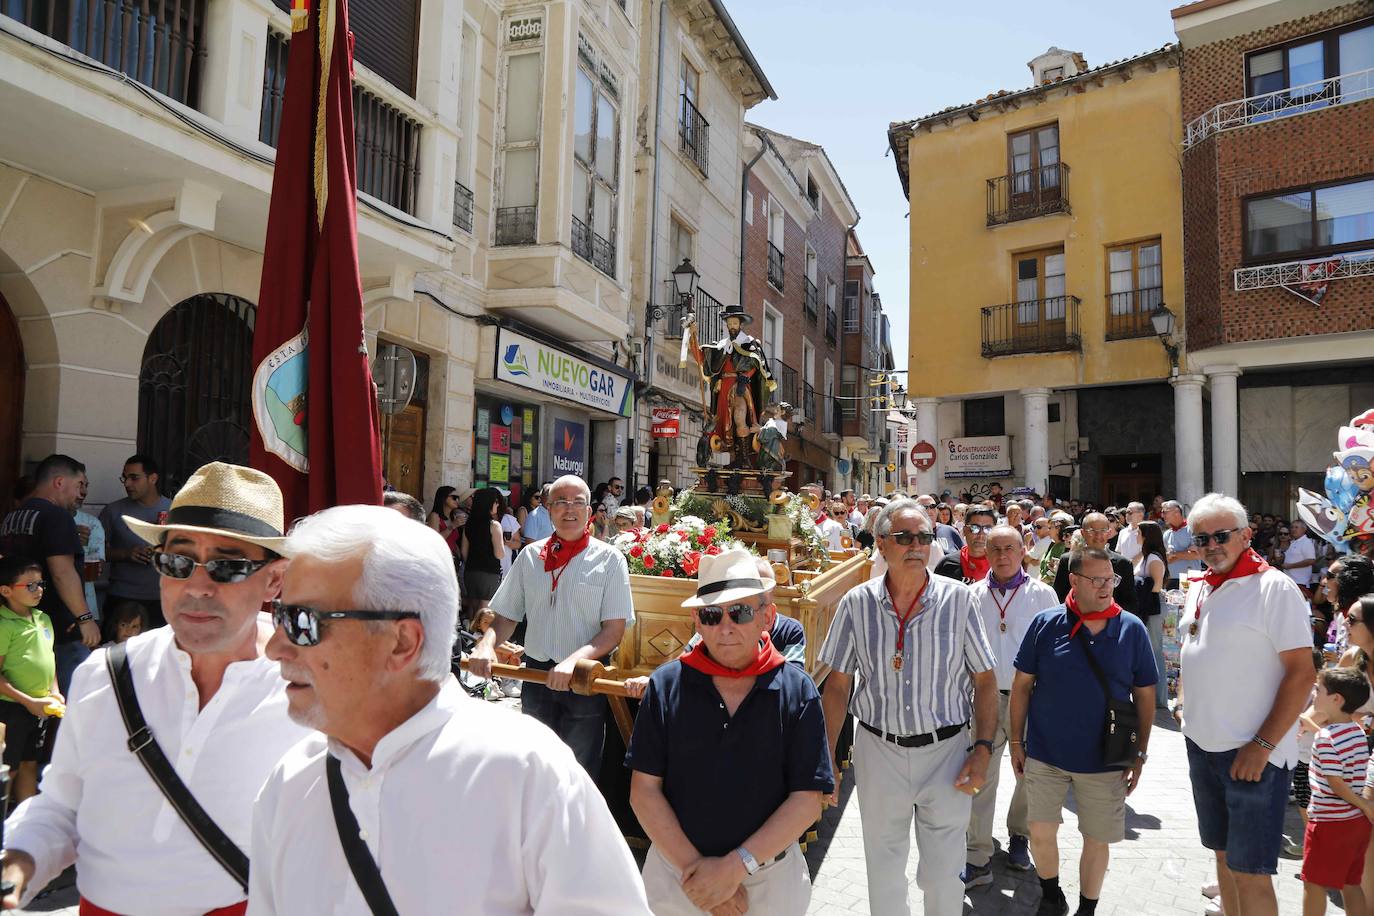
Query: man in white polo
1114 503 1144 564
1277 518 1317 597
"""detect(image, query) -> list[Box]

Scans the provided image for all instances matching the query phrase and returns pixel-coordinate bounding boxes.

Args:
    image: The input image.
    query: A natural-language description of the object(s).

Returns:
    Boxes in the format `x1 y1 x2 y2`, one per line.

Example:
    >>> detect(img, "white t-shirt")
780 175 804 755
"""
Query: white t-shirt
848 509 865 528
1283 534 1317 586
970 575 1060 690
1116 525 1142 563
1180 566 1314 768
817 517 847 550
499 514 521 574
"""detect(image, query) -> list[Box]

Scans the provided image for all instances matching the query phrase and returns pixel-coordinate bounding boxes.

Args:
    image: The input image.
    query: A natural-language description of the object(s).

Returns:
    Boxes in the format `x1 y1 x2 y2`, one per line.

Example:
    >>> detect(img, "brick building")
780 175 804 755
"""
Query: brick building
1175 0 1374 515
740 125 858 489
842 235 897 495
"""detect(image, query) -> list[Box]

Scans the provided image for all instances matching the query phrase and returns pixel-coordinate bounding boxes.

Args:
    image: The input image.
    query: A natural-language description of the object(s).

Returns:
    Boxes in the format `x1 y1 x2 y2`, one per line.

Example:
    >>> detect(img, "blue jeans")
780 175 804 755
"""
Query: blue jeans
520 676 607 778
1185 737 1292 875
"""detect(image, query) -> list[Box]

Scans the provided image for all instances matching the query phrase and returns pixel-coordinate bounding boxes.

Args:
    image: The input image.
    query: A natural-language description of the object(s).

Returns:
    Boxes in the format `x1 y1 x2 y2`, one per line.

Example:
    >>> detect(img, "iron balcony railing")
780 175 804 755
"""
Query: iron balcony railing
1184 67 1374 149
260 27 289 146
767 242 785 290
495 206 537 246
825 307 838 342
1234 250 1374 292
768 358 798 408
800 381 817 427
1105 287 1162 341
453 181 474 234
678 93 710 175
981 296 1081 357
10 0 209 106
657 286 728 342
803 277 819 322
571 216 615 278
843 301 860 333
987 162 1071 226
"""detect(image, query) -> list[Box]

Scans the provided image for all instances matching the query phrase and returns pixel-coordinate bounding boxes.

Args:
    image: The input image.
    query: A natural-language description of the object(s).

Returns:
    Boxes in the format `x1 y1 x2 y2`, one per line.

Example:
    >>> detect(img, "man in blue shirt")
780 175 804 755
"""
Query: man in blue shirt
1009 548 1157 916
626 548 832 915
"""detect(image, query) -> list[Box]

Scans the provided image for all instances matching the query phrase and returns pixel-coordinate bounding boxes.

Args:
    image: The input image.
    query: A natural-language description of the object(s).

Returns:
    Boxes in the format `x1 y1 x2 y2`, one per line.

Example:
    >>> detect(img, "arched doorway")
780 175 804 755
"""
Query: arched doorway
0 293 24 511
138 294 256 494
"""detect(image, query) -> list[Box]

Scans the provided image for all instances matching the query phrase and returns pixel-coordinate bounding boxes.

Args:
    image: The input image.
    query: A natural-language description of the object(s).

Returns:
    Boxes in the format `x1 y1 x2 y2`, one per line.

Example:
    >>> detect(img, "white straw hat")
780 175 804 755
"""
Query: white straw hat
680 547 768 608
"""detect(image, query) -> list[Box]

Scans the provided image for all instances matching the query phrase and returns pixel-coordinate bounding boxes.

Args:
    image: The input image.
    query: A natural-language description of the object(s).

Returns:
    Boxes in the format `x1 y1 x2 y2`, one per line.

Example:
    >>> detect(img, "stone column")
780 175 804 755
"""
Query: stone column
1171 374 1207 507
1208 367 1242 497
1021 388 1051 497
913 397 940 496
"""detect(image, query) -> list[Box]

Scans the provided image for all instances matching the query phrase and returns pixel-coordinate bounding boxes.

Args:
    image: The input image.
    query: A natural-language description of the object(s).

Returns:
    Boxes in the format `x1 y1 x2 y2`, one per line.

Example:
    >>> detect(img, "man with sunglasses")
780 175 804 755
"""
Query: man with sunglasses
917 494 964 557
934 505 994 584
1051 513 1137 617
2 462 312 914
1177 493 1314 916
819 499 998 915
627 548 831 915
250 504 648 914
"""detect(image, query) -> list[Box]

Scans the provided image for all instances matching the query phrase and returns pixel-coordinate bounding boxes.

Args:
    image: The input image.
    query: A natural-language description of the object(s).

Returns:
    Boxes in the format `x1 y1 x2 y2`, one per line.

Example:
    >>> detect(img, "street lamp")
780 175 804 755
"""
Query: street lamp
1149 301 1180 373
671 258 699 303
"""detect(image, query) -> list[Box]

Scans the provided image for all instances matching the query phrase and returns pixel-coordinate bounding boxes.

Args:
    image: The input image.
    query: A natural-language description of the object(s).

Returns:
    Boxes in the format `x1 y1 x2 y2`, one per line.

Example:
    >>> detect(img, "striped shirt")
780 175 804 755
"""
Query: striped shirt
818 573 995 736
489 536 634 663
1308 720 1370 822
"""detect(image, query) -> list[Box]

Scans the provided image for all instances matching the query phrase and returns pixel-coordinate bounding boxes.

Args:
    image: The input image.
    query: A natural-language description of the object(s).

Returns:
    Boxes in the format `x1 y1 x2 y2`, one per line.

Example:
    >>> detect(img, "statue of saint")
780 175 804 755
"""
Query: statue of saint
685 303 774 463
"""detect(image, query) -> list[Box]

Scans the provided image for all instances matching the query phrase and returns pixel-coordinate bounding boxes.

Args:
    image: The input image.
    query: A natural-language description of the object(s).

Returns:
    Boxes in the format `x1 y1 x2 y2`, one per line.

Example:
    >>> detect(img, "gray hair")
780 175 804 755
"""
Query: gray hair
1188 492 1248 530
1161 500 1184 514
1127 501 1145 513
873 498 931 537
284 504 458 683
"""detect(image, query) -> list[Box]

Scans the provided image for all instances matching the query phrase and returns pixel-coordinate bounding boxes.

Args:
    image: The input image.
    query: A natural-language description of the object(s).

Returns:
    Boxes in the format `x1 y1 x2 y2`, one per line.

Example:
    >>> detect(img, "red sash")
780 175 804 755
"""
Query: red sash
81 899 246 916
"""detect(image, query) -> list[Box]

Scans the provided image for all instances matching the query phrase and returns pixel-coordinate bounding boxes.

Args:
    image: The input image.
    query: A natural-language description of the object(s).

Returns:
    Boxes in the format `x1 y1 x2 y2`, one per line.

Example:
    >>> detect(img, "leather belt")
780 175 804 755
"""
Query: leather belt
860 720 966 749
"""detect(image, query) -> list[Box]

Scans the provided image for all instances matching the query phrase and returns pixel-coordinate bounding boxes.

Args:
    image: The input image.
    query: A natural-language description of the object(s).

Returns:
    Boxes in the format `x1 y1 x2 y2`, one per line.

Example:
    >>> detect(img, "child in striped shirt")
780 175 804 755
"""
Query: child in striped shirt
1302 666 1374 915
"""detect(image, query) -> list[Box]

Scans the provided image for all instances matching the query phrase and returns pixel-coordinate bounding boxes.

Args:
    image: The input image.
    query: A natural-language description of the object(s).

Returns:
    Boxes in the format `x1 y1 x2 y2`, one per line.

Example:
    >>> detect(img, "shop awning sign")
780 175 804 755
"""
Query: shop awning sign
495 328 634 418
651 407 680 438
942 436 1012 478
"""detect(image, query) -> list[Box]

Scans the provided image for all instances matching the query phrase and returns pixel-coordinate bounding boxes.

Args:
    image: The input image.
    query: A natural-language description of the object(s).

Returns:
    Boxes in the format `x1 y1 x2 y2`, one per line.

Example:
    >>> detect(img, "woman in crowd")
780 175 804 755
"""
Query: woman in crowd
591 502 616 541
1037 512 1073 585
427 486 458 533
1135 520 1170 708
936 504 955 528
460 488 505 623
496 491 521 574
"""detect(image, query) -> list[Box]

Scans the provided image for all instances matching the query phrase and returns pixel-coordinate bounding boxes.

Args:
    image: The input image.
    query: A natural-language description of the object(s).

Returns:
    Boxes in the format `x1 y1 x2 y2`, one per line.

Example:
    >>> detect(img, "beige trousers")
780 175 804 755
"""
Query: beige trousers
641 842 811 916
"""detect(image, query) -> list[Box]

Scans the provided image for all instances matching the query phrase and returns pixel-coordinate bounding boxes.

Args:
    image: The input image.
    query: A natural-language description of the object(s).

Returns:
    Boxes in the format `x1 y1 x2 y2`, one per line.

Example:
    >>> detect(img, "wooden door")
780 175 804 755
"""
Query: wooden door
1014 248 1066 349
1101 473 1161 508
0 293 22 512
382 403 426 500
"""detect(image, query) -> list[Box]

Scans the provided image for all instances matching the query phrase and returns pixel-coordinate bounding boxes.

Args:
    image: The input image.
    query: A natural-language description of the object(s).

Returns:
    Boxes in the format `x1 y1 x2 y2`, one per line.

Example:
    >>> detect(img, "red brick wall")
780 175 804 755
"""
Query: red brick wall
1181 3 1374 349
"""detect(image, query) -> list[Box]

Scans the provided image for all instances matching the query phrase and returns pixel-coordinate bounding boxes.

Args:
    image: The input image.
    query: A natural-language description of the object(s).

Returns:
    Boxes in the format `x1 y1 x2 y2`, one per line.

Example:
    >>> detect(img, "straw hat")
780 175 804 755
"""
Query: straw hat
124 461 288 553
681 547 768 608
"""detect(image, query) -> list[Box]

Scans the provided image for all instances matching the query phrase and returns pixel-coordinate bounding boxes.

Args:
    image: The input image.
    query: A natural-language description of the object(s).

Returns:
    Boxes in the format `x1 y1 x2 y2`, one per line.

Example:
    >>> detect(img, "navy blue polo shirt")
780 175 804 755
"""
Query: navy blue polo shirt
625 659 834 857
1014 606 1157 773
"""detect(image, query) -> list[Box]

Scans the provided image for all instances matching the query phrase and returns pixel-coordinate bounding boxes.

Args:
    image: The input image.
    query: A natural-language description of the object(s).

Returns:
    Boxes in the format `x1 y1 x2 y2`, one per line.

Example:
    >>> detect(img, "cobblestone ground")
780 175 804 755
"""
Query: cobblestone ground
16 707 1322 916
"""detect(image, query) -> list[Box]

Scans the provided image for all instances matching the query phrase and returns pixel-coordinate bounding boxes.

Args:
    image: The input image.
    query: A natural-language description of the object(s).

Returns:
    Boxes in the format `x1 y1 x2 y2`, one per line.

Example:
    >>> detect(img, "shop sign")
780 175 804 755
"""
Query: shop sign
910 440 937 471
552 419 586 477
651 407 680 438
942 436 1012 478
496 328 634 418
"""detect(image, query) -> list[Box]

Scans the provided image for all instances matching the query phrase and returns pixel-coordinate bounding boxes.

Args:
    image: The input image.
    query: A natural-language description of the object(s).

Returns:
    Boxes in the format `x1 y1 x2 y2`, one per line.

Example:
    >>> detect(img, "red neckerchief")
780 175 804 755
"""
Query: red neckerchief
815 513 830 526
679 632 785 679
960 546 990 581
541 529 591 595
887 573 931 663
1167 520 1186 531
1202 548 1269 589
1066 591 1122 638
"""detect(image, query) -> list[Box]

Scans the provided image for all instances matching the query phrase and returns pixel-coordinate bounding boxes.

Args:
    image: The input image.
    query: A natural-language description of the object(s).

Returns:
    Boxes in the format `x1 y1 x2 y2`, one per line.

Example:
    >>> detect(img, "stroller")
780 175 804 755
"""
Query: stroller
452 626 492 699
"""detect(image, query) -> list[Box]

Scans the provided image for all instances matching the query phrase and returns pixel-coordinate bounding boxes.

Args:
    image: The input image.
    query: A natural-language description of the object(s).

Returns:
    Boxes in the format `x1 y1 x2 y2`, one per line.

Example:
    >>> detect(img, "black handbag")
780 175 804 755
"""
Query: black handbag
1072 626 1141 769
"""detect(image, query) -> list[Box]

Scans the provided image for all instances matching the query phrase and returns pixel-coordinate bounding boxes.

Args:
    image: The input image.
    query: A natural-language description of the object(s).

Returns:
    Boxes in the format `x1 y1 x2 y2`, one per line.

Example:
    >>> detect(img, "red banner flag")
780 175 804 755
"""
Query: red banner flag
250 0 382 522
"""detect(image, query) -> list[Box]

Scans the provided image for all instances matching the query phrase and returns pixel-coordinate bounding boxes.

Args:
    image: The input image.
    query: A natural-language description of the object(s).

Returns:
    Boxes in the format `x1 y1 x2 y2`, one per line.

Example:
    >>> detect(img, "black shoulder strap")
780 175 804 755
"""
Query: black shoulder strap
1072 624 1112 699
327 754 400 916
104 642 250 892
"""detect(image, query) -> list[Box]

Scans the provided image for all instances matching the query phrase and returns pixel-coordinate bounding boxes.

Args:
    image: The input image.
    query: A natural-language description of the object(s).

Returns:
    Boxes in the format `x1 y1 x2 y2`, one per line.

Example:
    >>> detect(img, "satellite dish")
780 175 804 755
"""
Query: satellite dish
372 343 418 416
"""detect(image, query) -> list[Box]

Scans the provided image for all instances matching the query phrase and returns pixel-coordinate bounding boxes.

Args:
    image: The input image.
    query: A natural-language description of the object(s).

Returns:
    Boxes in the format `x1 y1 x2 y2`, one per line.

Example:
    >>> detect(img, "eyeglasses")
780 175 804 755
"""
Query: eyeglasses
1083 526 1111 534
152 550 272 584
696 603 758 627
271 599 421 647
1191 528 1241 547
549 499 589 510
5 581 45 594
887 530 936 545
1072 573 1122 589
966 524 993 535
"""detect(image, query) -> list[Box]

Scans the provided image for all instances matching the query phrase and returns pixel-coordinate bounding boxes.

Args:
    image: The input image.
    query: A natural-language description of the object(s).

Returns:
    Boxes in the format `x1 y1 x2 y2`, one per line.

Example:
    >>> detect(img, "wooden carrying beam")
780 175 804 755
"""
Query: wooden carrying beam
459 658 637 744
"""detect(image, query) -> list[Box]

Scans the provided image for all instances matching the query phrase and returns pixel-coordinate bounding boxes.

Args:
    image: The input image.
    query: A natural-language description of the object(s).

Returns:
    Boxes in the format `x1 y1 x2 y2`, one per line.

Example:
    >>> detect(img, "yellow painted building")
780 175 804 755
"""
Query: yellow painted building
888 45 1189 504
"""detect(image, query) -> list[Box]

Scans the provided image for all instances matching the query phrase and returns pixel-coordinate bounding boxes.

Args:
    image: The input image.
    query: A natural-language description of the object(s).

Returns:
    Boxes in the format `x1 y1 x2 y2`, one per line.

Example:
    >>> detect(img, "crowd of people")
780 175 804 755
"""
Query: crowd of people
3 452 1374 915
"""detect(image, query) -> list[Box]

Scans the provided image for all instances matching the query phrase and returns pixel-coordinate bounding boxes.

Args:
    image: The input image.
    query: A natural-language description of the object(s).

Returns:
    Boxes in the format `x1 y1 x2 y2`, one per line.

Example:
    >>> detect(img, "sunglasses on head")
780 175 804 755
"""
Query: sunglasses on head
696 603 758 627
1191 528 1240 548
271 599 421 647
153 550 272 584
888 530 936 545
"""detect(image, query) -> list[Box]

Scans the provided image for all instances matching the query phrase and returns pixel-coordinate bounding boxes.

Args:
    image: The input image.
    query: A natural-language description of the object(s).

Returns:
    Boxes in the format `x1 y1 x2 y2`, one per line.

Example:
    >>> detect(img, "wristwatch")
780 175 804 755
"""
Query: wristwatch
1136 750 1149 763
736 846 760 875
971 739 994 754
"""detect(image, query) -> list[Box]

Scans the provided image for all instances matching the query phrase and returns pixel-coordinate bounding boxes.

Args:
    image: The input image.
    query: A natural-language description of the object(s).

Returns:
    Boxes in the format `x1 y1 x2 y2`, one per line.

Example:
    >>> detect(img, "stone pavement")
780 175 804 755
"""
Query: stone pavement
803 710 1313 915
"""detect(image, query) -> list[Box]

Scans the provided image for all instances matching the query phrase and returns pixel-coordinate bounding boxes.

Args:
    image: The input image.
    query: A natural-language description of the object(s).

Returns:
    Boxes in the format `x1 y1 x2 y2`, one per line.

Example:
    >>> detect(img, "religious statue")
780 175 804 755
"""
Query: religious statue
755 402 793 475
685 303 774 468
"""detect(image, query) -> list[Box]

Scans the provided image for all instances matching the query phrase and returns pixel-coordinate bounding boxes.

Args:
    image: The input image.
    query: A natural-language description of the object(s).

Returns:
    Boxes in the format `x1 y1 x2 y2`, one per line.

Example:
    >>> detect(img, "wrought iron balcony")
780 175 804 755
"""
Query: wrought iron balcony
800 381 817 428
768 242 785 290
768 359 798 408
10 0 209 107
453 182 474 234
656 286 727 341
981 296 1081 357
571 216 615 278
678 94 710 175
1105 287 1162 341
1184 67 1374 149
825 307 837 343
803 277 818 322
986 162 1071 226
495 206 537 246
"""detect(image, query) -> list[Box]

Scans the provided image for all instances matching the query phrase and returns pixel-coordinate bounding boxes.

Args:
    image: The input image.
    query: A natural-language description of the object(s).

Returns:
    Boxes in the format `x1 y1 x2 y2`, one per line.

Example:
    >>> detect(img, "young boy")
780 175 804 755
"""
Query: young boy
0 555 63 805
1302 666 1374 916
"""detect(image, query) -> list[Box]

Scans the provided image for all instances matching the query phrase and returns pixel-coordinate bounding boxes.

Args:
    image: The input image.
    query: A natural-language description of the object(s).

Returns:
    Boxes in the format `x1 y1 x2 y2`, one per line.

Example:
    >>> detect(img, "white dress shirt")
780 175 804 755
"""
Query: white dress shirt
1115 525 1142 563
969 574 1060 691
247 679 651 916
7 619 312 914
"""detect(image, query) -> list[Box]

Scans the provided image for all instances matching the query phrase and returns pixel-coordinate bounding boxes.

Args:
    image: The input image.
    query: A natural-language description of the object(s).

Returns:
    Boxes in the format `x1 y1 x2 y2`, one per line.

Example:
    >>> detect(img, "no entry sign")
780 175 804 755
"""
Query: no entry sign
910 440 937 471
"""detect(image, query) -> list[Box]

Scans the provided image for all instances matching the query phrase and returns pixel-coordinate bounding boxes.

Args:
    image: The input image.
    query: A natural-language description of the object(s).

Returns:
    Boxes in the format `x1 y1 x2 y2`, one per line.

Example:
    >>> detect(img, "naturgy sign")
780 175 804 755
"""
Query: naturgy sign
495 328 634 418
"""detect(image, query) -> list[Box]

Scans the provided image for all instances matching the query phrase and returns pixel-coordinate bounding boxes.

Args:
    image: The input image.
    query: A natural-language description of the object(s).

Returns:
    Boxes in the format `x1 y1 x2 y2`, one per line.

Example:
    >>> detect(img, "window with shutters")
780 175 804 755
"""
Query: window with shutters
496 20 543 247
572 35 620 278
287 0 419 95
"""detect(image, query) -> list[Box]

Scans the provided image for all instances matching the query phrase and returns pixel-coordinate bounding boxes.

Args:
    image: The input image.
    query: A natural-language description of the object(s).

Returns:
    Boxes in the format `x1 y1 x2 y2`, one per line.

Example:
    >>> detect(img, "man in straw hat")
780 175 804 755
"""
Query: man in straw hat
1 462 312 914
625 547 833 915
247 504 649 914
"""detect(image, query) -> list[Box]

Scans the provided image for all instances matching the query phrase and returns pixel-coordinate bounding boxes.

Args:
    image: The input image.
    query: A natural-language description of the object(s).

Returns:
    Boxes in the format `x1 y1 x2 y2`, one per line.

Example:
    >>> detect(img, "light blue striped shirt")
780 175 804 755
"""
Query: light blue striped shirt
819 573 995 736
490 536 634 663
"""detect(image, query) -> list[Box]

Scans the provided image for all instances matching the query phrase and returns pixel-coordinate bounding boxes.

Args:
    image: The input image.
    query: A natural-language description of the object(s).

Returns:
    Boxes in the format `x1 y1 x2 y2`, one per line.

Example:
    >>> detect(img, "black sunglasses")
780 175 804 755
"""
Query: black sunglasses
153 550 272 584
888 530 936 545
1191 528 1241 547
697 603 758 627
271 599 421 647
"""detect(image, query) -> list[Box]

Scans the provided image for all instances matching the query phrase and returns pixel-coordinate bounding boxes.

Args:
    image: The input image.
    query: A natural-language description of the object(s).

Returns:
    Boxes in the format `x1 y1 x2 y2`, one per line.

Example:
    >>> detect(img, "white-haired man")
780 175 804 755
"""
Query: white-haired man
248 505 648 915
470 474 634 776
1114 503 1145 564
1179 493 1314 916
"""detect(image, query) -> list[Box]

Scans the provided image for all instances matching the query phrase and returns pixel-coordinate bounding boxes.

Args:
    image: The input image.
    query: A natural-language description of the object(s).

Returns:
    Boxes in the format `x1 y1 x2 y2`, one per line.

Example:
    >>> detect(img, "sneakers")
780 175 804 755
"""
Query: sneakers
483 681 505 701
1007 834 1033 871
1200 883 1219 899
1281 834 1304 857
961 862 993 889
1035 891 1069 916
1204 894 1224 915
499 678 522 698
